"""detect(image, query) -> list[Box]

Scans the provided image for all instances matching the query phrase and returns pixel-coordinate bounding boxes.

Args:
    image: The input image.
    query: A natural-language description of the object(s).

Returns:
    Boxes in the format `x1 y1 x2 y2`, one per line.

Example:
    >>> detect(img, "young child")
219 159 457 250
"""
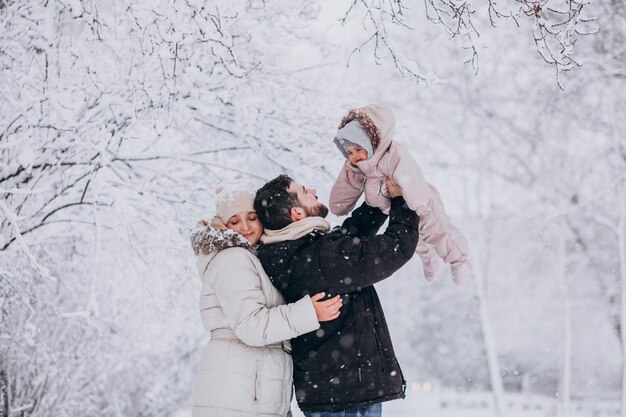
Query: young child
329 104 472 284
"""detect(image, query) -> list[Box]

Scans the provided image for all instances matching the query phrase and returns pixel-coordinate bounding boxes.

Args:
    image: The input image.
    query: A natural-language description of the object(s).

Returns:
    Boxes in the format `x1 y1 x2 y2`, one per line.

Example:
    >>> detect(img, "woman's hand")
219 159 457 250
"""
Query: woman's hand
311 292 343 322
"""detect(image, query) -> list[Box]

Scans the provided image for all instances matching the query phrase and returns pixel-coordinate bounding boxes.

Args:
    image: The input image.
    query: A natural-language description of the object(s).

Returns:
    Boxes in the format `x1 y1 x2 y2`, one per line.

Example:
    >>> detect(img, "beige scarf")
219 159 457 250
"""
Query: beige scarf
261 217 331 244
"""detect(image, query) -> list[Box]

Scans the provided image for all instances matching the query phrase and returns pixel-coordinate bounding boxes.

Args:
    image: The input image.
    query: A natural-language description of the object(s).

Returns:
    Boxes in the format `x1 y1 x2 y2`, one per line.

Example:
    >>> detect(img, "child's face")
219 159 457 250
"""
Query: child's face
346 146 368 165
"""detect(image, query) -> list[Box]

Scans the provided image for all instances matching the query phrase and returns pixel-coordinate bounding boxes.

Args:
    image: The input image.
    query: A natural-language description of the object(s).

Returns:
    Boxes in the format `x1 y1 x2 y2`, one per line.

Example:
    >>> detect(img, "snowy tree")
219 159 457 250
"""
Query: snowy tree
338 0 599 87
0 1 339 415
1 0 623 416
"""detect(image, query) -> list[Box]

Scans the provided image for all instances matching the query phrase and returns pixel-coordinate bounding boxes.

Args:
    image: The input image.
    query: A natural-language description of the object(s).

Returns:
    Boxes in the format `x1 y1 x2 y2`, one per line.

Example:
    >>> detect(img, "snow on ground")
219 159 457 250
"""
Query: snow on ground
290 391 620 417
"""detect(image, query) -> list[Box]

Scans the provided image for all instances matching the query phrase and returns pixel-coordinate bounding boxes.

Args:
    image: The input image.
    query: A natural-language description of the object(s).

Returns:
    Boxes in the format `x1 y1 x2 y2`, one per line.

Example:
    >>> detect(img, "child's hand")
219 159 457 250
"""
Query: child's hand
311 292 342 322
386 177 402 198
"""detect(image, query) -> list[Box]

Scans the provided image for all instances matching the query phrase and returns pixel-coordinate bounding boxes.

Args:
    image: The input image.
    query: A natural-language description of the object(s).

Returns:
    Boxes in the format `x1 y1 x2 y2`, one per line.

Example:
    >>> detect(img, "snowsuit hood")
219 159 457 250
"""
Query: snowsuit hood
337 104 396 162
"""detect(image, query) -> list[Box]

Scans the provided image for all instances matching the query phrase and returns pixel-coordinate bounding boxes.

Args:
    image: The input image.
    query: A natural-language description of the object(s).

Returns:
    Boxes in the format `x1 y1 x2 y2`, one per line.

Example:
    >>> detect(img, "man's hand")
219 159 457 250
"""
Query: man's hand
386 177 402 198
311 292 342 322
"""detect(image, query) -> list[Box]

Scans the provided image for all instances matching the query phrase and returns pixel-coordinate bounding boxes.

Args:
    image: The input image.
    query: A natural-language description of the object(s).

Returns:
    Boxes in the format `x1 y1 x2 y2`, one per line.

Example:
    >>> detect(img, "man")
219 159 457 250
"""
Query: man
253 174 419 417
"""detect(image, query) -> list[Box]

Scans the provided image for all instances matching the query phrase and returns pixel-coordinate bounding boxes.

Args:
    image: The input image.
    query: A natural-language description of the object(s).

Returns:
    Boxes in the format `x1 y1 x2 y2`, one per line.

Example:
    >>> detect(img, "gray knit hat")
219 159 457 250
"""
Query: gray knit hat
333 120 374 159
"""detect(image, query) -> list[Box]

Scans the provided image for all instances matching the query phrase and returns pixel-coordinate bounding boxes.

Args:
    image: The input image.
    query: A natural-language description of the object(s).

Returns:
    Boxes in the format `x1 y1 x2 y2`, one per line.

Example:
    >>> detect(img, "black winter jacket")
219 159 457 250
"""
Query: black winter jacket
257 197 419 412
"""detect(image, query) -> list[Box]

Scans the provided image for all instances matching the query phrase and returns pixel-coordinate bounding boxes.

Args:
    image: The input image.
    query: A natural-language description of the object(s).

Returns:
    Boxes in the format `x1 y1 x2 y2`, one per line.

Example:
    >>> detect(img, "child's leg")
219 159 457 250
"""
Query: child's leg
419 188 471 284
415 241 443 281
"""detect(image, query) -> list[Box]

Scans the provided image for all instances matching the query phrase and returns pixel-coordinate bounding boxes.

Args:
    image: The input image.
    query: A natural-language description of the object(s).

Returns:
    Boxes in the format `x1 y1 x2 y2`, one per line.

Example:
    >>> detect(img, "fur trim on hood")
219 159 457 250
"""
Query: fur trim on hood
337 104 396 153
190 225 251 256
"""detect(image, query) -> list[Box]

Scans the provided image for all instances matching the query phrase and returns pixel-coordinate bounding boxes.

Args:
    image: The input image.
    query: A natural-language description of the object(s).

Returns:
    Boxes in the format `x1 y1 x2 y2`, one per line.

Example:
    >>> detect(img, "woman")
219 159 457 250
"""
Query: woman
190 181 342 417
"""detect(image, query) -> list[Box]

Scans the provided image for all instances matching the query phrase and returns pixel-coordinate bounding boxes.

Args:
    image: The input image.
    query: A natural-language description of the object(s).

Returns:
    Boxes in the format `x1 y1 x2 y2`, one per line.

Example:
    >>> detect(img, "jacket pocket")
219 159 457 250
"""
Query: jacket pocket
373 326 386 371
377 179 384 196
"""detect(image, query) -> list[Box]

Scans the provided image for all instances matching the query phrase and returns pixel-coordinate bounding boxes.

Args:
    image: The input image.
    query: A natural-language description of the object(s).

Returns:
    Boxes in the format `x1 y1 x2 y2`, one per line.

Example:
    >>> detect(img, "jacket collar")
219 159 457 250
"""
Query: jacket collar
190 225 252 256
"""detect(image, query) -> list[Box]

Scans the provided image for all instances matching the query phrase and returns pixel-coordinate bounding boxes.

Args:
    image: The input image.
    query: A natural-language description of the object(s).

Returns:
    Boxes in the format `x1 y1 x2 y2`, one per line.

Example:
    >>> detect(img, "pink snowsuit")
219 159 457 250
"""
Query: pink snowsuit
329 104 471 284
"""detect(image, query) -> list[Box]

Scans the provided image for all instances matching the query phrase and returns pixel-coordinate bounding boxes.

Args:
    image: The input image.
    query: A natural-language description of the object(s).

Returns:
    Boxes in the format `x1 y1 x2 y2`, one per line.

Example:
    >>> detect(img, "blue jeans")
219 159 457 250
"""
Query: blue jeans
304 403 382 417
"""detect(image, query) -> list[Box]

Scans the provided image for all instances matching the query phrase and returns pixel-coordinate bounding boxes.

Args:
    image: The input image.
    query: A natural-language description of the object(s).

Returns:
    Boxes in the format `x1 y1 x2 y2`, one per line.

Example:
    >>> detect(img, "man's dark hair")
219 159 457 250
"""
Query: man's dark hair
254 174 299 230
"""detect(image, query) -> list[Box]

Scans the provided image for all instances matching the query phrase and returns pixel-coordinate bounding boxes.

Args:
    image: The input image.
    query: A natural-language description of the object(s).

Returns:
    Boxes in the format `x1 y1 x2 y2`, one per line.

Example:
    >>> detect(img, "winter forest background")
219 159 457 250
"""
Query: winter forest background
1 0 624 416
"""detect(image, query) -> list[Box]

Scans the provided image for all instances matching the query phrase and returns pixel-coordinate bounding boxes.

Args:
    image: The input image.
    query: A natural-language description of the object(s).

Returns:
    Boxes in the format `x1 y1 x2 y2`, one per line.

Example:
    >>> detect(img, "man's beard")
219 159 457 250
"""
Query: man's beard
304 203 329 218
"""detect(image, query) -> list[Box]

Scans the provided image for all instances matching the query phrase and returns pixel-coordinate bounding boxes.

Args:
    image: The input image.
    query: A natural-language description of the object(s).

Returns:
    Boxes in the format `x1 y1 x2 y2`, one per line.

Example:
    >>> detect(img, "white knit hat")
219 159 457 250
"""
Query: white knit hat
213 180 257 224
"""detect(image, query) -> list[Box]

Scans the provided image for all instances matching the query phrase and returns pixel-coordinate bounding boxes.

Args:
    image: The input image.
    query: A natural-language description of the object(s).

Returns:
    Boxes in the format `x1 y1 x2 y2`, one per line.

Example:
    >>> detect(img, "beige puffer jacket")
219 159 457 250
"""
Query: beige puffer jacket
190 226 320 417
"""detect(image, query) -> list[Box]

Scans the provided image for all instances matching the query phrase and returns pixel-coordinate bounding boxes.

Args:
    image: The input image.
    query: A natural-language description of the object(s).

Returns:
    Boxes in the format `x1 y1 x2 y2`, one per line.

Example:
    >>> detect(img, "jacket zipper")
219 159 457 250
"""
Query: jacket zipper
361 178 370 207
254 359 261 403
399 364 407 394
354 320 363 383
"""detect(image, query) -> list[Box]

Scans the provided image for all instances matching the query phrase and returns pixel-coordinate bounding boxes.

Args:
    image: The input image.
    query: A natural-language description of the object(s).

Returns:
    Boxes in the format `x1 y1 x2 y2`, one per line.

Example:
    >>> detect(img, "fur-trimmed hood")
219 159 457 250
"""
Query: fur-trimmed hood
337 104 396 155
190 225 252 256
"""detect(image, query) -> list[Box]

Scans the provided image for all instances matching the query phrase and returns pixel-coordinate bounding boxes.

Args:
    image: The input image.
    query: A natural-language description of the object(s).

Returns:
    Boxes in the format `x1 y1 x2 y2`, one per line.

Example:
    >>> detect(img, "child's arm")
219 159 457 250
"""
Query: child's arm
329 160 365 216
389 144 436 216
